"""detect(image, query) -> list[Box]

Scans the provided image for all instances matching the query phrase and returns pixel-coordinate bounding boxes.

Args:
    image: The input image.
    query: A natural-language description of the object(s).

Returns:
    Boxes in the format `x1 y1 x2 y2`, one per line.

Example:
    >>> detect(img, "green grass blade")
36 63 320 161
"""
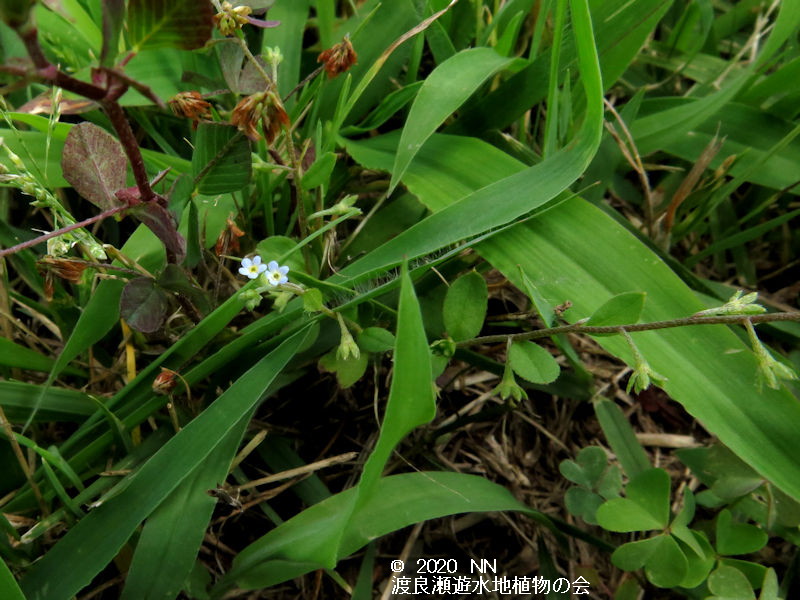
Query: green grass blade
263 0 310 99
0 382 92 423
120 416 249 600
594 398 651 477
0 339 84 376
388 47 516 193
334 0 603 282
0 557 25 600
19 329 309 600
219 472 554 593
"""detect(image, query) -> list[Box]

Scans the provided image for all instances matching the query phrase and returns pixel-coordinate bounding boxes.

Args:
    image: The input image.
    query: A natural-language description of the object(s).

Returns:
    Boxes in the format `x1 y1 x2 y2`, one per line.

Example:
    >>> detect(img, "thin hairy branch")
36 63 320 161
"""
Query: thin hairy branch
0 205 127 259
459 312 800 347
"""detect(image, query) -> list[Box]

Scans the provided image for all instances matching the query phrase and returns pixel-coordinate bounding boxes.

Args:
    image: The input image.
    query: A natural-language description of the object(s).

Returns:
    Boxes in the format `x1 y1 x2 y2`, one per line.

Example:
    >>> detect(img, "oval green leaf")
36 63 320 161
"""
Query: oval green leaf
443 271 488 342
508 341 560 384
585 291 646 329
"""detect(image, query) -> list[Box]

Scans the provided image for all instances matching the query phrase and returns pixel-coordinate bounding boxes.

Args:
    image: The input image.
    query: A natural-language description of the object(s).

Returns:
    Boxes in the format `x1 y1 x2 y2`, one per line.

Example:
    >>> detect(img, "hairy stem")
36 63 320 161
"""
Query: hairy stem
0 205 126 259
459 312 800 347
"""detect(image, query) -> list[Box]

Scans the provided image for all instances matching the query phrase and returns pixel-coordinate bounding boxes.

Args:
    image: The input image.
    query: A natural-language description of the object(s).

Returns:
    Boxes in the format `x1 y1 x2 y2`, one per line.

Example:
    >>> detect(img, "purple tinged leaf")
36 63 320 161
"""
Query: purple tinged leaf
130 199 187 264
61 122 127 211
217 42 244 94
120 277 168 333
245 16 280 28
127 0 214 51
238 56 270 94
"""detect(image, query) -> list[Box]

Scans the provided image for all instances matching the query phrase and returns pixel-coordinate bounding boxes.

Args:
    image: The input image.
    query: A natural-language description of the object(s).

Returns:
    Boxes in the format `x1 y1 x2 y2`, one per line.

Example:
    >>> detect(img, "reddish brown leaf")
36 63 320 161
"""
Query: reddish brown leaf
62 122 127 210
129 200 187 264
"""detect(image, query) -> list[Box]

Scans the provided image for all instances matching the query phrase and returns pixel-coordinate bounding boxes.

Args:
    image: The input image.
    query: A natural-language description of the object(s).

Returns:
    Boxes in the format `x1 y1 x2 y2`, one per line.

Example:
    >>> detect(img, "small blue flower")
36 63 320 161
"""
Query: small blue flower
265 260 289 286
239 255 267 279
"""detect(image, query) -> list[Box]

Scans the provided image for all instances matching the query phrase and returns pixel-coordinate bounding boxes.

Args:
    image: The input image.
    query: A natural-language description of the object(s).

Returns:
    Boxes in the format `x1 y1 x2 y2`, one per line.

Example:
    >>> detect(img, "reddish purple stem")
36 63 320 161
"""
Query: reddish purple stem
0 205 127 259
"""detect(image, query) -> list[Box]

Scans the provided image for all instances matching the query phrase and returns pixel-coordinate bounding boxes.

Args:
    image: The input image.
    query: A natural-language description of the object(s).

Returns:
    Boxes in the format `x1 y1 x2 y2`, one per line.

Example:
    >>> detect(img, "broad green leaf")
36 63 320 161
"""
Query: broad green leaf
616 467 671 527
19 329 308 600
759 568 780 600
260 0 311 99
355 263 435 501
0 556 25 600
442 271 487 342
508 341 560 384
716 510 768 556
127 0 214 51
192 123 251 195
389 47 515 192
60 122 126 211
221 471 553 592
585 292 646 329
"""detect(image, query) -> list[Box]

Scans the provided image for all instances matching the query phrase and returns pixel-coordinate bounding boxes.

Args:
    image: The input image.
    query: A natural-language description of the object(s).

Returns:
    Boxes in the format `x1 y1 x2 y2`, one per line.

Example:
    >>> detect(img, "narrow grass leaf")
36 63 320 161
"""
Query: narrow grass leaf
0 382 92 423
594 398 651 477
0 557 25 600
336 0 603 282
389 47 515 193
120 416 249 600
19 329 308 600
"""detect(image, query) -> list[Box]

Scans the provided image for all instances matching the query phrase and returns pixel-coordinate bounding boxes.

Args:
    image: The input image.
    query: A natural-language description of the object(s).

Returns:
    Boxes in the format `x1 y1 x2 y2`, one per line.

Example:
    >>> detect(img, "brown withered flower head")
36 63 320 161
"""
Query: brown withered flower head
37 257 90 301
214 217 245 256
168 91 212 121
230 90 290 143
37 257 89 283
213 1 252 36
317 35 357 78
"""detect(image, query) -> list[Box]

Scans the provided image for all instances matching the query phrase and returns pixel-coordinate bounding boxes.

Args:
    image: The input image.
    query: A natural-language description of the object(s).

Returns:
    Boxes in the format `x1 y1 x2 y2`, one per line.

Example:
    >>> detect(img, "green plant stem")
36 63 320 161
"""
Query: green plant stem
458 312 800 347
